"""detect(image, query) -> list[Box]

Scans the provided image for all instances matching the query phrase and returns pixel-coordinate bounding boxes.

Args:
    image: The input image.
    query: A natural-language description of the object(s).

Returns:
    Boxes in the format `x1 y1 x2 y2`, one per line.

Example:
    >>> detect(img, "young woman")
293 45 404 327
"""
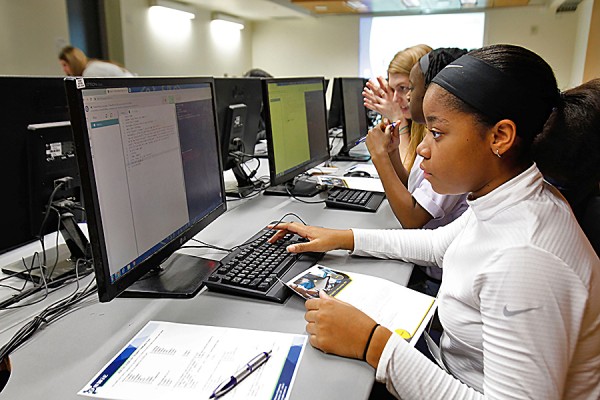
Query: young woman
270 45 600 399
366 48 469 231
363 44 431 171
59 46 133 77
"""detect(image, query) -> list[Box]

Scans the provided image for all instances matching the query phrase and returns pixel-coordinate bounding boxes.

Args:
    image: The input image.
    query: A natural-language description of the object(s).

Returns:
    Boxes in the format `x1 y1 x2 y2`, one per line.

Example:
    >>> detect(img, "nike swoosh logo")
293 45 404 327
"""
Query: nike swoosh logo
503 305 540 317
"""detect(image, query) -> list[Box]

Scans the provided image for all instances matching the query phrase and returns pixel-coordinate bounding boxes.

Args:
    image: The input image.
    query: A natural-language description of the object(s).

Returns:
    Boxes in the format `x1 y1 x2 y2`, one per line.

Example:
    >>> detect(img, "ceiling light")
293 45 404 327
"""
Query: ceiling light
460 0 478 5
211 12 245 31
149 0 195 20
402 0 421 7
346 1 368 11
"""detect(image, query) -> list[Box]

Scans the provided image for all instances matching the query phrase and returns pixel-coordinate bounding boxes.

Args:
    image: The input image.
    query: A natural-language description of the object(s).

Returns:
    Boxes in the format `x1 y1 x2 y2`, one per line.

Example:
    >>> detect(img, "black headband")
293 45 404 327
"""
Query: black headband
432 54 555 140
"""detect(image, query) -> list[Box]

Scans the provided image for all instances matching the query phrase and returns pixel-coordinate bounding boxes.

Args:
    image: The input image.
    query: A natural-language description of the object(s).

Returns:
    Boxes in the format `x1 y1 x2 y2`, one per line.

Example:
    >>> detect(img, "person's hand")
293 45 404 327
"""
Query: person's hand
363 77 402 121
304 291 377 359
366 120 402 159
267 222 354 253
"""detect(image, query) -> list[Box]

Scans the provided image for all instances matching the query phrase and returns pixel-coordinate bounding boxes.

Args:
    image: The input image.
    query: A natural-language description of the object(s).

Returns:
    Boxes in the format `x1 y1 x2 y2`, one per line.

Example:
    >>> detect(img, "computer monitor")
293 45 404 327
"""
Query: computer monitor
65 76 226 302
0 76 86 283
214 77 263 197
262 77 330 197
328 77 371 162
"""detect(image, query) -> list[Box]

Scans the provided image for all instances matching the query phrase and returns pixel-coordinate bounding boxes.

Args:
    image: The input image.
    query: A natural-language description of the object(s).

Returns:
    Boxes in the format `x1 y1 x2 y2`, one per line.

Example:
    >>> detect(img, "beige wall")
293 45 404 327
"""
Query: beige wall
251 15 359 79
583 0 600 81
484 6 581 89
119 0 253 77
0 0 69 75
252 5 591 89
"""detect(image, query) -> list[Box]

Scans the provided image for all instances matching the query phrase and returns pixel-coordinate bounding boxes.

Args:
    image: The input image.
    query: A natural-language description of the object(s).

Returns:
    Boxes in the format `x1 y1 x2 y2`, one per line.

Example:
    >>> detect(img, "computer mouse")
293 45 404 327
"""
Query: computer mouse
344 171 371 178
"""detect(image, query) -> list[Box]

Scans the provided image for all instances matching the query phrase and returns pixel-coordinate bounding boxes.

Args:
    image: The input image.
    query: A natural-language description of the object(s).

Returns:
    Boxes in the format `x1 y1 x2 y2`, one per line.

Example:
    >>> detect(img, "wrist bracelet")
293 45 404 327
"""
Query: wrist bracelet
362 323 380 361
398 125 410 135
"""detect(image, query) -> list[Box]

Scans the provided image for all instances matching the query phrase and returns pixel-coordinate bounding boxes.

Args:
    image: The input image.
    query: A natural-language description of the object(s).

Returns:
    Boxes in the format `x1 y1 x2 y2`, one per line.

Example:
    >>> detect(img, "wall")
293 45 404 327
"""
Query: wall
0 0 69 75
252 6 589 89
118 0 253 77
251 15 359 79
583 0 600 82
484 5 581 89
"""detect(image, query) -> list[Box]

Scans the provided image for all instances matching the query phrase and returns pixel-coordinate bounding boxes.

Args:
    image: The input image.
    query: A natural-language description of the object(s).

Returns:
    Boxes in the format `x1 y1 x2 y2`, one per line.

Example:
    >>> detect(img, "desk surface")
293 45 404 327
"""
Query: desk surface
0 159 409 400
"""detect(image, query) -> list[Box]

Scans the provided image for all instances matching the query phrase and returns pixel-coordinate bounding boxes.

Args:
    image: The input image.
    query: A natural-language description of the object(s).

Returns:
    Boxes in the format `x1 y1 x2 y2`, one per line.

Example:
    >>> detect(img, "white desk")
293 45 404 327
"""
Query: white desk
0 159 409 400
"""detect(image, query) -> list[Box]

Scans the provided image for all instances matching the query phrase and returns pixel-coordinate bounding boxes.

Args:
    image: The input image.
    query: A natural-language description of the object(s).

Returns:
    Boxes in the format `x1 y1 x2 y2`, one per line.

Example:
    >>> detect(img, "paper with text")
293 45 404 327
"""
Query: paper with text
79 321 306 400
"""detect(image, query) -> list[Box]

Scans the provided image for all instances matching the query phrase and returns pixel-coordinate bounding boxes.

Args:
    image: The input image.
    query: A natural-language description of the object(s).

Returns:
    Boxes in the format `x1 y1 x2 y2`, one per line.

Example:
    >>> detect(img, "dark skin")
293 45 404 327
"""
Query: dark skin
268 84 527 368
408 63 426 124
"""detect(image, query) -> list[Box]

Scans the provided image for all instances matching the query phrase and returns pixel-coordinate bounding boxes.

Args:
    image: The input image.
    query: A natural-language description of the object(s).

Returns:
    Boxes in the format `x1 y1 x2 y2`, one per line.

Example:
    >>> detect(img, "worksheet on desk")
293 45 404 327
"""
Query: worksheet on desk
79 321 307 400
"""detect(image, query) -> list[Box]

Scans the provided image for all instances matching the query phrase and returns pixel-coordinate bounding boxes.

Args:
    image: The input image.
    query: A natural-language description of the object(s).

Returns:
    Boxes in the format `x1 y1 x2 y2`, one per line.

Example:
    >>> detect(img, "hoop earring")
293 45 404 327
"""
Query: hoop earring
495 149 502 159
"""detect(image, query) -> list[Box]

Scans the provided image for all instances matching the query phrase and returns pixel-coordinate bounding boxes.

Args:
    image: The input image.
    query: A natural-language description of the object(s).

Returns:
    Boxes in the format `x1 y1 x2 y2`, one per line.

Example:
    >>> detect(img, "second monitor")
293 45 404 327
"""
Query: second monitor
214 77 263 197
262 77 330 197
328 77 371 162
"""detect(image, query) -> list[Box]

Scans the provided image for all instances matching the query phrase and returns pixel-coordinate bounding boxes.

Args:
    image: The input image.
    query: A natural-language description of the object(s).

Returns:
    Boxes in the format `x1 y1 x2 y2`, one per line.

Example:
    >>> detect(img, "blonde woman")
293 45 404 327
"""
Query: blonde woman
58 46 133 77
363 44 431 171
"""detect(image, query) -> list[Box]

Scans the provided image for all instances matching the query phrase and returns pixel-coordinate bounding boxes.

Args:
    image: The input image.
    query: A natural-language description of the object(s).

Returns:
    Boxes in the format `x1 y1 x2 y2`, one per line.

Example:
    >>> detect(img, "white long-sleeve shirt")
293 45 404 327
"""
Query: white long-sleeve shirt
352 164 600 399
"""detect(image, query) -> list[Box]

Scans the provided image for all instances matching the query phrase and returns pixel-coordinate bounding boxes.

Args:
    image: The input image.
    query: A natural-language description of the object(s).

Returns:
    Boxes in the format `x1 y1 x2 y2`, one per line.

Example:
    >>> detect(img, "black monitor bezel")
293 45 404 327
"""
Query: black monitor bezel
65 76 227 302
262 77 330 187
335 77 370 154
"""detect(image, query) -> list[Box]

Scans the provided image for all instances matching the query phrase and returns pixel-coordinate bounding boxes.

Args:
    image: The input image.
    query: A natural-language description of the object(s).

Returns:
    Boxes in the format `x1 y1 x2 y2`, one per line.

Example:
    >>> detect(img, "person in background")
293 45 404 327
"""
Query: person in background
269 44 600 399
534 78 600 256
363 44 431 171
243 68 273 78
58 46 133 77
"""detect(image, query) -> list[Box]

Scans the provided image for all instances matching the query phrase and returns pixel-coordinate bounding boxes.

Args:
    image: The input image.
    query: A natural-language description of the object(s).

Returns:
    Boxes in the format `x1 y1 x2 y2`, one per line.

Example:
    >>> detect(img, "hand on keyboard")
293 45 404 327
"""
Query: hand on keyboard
267 221 355 254
204 225 324 302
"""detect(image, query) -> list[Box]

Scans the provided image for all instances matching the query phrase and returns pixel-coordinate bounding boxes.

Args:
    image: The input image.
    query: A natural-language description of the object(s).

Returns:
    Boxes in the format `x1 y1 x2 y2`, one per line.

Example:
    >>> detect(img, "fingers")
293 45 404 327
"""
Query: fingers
286 241 314 253
267 221 303 243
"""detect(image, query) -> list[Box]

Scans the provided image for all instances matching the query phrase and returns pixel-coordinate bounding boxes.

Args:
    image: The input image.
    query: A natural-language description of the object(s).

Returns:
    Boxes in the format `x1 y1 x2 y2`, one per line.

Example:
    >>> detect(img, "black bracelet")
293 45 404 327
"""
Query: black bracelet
362 323 380 361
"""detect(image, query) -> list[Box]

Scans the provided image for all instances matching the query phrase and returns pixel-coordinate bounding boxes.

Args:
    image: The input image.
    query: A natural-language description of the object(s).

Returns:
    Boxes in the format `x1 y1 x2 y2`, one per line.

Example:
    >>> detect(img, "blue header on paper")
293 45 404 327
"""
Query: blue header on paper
271 344 303 400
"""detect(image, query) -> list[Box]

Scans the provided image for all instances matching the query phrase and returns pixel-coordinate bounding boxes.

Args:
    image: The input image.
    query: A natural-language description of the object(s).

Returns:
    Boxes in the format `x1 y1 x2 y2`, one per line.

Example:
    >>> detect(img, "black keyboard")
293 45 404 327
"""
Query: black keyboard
326 187 385 212
204 226 324 303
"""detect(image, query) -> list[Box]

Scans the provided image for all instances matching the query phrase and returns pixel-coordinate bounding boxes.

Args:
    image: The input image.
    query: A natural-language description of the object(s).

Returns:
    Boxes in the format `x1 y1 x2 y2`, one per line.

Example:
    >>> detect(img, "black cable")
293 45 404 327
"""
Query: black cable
37 182 65 272
189 239 232 252
0 269 97 361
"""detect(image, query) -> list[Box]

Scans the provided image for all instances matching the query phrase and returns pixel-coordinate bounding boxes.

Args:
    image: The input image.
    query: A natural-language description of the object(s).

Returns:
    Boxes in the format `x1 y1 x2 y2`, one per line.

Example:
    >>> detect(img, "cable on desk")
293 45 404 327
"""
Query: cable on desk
187 239 232 252
0 261 97 361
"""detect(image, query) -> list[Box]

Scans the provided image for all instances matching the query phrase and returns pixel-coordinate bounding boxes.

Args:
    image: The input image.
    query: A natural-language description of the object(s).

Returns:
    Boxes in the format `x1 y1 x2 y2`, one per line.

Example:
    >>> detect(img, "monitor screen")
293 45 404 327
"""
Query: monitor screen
329 78 370 161
0 76 81 256
263 77 329 194
65 76 226 302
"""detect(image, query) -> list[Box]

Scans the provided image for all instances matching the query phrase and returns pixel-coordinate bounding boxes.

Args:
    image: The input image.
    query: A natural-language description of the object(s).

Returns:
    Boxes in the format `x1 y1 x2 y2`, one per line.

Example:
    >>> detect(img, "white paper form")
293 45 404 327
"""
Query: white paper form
79 321 307 400
286 265 436 345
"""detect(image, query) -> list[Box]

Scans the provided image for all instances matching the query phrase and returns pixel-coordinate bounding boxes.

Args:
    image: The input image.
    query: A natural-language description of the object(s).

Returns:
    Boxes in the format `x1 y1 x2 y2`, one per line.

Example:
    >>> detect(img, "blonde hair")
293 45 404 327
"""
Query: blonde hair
388 44 432 171
59 46 88 76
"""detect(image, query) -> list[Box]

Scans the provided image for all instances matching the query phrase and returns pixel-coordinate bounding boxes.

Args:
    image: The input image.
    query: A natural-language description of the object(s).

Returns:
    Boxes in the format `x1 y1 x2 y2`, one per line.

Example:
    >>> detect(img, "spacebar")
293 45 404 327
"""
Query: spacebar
272 255 296 275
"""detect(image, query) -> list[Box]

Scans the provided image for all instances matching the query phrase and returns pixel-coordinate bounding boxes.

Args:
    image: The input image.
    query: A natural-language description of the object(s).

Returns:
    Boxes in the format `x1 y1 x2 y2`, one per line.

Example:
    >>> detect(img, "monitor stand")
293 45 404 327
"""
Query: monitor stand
1 211 91 283
332 150 371 162
120 253 219 298
225 163 255 198
263 179 325 197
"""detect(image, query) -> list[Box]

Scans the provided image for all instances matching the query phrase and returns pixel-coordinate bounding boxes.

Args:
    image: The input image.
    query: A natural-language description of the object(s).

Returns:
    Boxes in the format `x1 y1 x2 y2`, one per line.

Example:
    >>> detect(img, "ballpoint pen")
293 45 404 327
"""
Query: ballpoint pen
209 350 272 399
355 121 399 145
